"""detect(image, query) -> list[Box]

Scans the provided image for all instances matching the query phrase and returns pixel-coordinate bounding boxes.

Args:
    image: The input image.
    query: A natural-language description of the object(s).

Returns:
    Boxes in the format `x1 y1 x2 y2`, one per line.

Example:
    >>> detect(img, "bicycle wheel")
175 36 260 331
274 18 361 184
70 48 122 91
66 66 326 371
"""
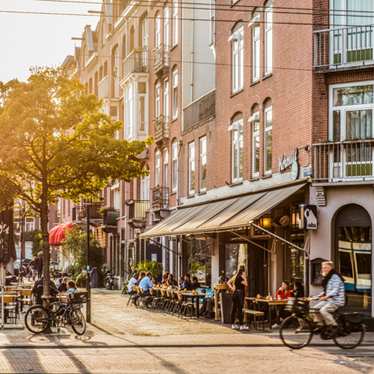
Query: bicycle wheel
69 308 87 336
24 306 50 334
279 315 313 349
333 321 365 349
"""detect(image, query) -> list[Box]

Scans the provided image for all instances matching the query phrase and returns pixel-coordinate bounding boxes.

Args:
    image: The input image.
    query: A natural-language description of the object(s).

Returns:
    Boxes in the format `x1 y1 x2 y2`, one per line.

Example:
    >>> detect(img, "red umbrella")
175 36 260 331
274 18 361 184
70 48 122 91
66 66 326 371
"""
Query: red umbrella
49 223 74 246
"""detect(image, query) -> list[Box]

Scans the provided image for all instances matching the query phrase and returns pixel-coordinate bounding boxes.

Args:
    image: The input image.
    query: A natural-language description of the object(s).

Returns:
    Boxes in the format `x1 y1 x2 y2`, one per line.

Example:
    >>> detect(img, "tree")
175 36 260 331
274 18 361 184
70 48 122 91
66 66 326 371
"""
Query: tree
0 68 149 302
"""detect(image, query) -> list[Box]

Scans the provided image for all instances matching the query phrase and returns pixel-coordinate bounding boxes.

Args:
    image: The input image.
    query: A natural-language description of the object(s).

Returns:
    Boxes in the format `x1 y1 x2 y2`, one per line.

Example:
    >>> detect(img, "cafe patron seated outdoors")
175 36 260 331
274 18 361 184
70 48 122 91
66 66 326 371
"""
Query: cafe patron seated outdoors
140 179 310 313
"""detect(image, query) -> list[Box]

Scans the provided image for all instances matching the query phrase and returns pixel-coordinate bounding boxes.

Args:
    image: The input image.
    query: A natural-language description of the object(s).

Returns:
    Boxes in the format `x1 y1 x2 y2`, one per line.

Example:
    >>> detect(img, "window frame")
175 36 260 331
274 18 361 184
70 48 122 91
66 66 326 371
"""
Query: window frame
231 25 244 94
264 1 273 76
252 21 261 83
188 141 196 196
199 136 208 192
163 6 170 50
155 81 161 119
251 112 260 178
231 117 244 183
172 0 178 47
155 12 161 50
162 148 169 188
163 78 169 122
172 68 179 119
171 140 178 193
155 149 161 186
264 106 273 175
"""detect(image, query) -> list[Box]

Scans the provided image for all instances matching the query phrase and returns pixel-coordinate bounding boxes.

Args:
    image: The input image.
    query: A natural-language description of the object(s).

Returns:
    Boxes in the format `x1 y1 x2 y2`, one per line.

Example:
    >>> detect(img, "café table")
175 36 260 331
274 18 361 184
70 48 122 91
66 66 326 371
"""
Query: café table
246 297 288 329
179 291 206 318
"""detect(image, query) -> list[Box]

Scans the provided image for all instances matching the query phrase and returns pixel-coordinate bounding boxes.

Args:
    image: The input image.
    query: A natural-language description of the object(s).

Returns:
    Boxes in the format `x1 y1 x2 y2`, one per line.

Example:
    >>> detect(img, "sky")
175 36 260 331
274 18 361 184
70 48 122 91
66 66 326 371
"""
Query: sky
0 0 100 82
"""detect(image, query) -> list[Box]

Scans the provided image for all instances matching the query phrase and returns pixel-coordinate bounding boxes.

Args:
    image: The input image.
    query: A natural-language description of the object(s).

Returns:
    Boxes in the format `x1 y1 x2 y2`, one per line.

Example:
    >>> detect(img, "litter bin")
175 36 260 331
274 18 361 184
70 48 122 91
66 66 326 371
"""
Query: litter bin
221 292 233 324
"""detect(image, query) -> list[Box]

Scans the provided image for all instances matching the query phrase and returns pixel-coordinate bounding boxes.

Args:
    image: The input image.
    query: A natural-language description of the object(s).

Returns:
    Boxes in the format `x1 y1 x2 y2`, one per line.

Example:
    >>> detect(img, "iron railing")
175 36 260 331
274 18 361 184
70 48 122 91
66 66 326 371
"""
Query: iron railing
123 48 148 81
152 186 169 209
154 115 169 143
312 139 374 183
153 45 170 74
128 200 150 221
183 90 216 133
314 25 374 70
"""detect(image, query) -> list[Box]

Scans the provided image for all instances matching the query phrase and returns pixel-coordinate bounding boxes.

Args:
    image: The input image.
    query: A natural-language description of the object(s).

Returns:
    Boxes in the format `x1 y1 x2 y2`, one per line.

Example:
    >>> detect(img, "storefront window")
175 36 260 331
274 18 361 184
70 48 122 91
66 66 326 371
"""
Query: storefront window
225 243 248 279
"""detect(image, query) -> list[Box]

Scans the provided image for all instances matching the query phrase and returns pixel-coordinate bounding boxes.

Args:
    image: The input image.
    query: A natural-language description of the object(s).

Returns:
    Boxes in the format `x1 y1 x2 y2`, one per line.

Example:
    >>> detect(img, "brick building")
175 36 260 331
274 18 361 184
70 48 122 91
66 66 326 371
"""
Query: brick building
60 0 374 315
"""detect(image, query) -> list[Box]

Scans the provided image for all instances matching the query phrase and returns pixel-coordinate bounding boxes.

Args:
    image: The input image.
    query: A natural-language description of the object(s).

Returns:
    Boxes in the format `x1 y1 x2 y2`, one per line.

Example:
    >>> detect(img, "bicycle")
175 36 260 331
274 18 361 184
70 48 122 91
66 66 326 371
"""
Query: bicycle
279 298 365 350
24 293 87 336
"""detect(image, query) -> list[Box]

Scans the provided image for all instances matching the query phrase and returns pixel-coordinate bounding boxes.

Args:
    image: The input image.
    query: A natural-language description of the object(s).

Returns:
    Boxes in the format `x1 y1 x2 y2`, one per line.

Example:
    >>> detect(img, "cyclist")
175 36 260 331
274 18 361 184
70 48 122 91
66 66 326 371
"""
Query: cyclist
313 261 345 334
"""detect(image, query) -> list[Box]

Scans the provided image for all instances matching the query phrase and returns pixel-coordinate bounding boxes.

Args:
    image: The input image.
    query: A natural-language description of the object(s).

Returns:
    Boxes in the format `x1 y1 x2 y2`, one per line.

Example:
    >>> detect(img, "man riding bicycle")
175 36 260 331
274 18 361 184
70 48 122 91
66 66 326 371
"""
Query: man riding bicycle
313 261 345 332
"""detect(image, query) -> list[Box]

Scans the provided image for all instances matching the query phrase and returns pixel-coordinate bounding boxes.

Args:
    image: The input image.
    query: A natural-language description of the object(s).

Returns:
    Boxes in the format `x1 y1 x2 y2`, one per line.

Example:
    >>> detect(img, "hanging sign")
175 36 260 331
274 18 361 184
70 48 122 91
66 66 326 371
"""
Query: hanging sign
279 149 299 180
304 205 318 230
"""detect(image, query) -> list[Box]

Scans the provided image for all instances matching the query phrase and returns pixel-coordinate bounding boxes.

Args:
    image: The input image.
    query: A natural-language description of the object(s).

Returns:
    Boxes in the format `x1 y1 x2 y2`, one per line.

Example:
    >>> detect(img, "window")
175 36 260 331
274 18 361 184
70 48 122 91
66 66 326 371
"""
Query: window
138 81 147 133
251 112 260 177
172 0 178 46
264 106 273 174
172 68 178 119
163 79 169 122
140 15 148 49
330 82 374 179
155 150 161 186
155 81 161 119
125 83 134 138
264 1 273 75
209 0 215 46
231 117 244 182
171 140 178 193
140 175 150 201
252 16 260 82
163 7 170 50
199 136 207 192
163 149 169 187
155 12 161 49
231 25 244 93
188 141 195 195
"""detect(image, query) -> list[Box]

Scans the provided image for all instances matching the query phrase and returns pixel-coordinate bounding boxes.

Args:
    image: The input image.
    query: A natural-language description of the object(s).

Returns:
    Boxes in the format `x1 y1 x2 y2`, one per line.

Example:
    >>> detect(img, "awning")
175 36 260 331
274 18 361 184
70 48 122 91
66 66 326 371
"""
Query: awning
49 223 74 246
140 181 306 239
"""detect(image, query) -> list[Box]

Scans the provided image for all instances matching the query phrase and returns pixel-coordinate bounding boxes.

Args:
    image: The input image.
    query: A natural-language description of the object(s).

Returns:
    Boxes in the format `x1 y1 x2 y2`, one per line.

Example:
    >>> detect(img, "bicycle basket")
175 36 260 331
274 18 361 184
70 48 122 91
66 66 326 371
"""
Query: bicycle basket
285 299 309 314
71 293 88 304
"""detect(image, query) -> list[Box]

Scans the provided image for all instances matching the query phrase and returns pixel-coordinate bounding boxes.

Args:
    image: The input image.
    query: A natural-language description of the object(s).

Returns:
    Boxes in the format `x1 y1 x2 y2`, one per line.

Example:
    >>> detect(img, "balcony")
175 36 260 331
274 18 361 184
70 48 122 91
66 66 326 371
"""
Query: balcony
183 90 216 133
154 115 169 144
72 203 103 223
123 48 148 81
127 200 150 227
312 139 374 184
98 76 109 98
152 186 169 210
314 25 374 71
153 45 170 76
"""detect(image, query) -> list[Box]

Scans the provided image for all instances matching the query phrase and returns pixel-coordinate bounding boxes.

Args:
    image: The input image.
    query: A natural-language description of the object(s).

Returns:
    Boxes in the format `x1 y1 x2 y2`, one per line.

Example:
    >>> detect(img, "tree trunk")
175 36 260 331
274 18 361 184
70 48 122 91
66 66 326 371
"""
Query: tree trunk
41 185 50 306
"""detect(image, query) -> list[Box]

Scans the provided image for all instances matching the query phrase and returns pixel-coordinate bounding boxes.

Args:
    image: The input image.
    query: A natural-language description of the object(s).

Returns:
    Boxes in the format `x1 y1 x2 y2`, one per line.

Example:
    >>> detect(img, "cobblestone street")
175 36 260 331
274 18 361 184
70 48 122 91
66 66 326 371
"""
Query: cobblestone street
0 290 371 373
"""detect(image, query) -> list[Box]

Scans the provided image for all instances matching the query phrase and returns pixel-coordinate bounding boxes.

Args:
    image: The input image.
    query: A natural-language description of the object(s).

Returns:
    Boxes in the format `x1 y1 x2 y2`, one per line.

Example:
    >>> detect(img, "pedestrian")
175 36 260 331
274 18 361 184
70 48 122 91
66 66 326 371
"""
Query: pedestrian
227 265 248 330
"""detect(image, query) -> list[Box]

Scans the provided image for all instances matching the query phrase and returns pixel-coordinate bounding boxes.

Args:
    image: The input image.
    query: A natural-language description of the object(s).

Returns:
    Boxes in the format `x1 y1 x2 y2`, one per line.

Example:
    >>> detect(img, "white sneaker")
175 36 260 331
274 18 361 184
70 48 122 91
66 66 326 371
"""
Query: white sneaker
272 323 280 329
240 325 249 331
231 324 239 330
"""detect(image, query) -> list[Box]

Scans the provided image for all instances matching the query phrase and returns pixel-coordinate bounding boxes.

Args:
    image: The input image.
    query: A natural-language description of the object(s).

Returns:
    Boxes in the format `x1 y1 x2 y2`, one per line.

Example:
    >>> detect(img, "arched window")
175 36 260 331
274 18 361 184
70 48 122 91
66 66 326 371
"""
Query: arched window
155 149 161 186
155 12 161 50
155 80 161 119
171 139 178 193
263 100 272 175
335 204 372 312
172 67 178 119
251 9 261 82
172 0 178 46
230 113 244 182
139 13 148 49
163 148 169 187
163 6 170 50
111 45 120 97
250 104 260 177
231 23 244 93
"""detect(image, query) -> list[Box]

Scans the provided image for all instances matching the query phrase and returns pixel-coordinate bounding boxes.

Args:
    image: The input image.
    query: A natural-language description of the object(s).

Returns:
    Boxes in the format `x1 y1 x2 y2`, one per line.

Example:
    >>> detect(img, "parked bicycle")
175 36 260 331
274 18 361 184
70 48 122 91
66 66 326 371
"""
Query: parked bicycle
279 298 365 349
24 293 87 336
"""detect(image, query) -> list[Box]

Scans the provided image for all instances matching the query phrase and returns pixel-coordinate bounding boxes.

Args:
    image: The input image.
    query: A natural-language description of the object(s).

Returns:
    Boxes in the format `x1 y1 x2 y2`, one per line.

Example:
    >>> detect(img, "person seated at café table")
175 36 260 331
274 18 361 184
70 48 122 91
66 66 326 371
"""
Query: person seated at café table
276 281 293 300
180 273 192 290
58 277 69 293
191 276 201 290
292 280 305 299
127 272 138 294
67 280 78 296
139 272 153 295
161 272 169 286
167 273 178 287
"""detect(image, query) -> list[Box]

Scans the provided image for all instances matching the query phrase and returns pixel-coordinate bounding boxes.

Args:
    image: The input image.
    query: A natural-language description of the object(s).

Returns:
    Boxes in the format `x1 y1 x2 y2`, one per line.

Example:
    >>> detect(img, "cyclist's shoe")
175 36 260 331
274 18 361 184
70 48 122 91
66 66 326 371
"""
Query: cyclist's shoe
321 326 338 340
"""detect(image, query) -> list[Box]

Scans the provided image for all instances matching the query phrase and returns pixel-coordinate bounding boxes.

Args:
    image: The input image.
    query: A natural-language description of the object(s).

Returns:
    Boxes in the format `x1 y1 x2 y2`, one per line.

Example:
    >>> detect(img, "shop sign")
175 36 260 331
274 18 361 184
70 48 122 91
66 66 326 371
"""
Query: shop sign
279 149 299 180
304 205 318 230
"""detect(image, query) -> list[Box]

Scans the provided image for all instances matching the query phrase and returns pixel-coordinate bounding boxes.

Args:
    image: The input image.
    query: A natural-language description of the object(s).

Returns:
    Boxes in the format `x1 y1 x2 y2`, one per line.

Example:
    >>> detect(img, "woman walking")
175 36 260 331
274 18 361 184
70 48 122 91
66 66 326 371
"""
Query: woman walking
227 266 248 330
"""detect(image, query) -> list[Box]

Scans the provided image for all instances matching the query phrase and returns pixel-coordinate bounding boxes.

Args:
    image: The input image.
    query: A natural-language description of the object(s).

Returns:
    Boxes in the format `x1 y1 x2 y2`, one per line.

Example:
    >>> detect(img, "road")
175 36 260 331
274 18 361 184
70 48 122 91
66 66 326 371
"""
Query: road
0 289 372 373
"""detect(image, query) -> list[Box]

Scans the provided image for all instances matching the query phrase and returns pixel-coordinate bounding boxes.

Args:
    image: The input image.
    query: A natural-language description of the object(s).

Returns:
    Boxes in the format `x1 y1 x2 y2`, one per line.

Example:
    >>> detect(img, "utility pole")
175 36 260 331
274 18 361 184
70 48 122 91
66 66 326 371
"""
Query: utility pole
86 203 91 323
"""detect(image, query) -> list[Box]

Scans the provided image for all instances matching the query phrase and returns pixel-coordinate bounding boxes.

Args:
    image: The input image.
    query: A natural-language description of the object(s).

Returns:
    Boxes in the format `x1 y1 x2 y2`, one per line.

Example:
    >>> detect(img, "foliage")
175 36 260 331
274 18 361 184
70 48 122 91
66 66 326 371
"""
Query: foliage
62 226 104 277
0 68 150 297
32 230 43 257
135 260 163 279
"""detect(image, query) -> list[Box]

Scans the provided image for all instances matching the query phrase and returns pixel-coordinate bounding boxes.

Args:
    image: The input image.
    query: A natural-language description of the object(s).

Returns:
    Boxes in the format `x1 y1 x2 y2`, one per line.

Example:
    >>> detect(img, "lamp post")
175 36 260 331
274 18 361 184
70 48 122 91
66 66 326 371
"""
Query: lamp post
86 203 91 323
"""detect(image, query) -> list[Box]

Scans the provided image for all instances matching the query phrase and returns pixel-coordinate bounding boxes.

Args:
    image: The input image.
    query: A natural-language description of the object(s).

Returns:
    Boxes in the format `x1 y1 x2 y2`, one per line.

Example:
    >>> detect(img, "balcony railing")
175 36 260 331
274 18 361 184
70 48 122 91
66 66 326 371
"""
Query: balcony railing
314 25 374 70
154 115 169 143
183 90 216 133
123 49 148 81
312 139 374 183
128 200 150 222
153 45 170 75
98 76 109 98
152 186 169 210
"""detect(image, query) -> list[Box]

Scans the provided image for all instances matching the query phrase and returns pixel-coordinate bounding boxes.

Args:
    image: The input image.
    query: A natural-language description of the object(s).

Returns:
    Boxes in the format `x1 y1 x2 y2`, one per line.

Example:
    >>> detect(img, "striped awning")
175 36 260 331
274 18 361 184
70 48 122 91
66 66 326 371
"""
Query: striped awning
140 182 306 239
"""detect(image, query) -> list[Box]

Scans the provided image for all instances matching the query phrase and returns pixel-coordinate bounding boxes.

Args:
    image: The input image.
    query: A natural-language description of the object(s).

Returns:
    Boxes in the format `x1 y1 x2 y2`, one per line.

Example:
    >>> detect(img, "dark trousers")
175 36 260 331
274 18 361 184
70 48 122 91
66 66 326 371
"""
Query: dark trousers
231 290 244 325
